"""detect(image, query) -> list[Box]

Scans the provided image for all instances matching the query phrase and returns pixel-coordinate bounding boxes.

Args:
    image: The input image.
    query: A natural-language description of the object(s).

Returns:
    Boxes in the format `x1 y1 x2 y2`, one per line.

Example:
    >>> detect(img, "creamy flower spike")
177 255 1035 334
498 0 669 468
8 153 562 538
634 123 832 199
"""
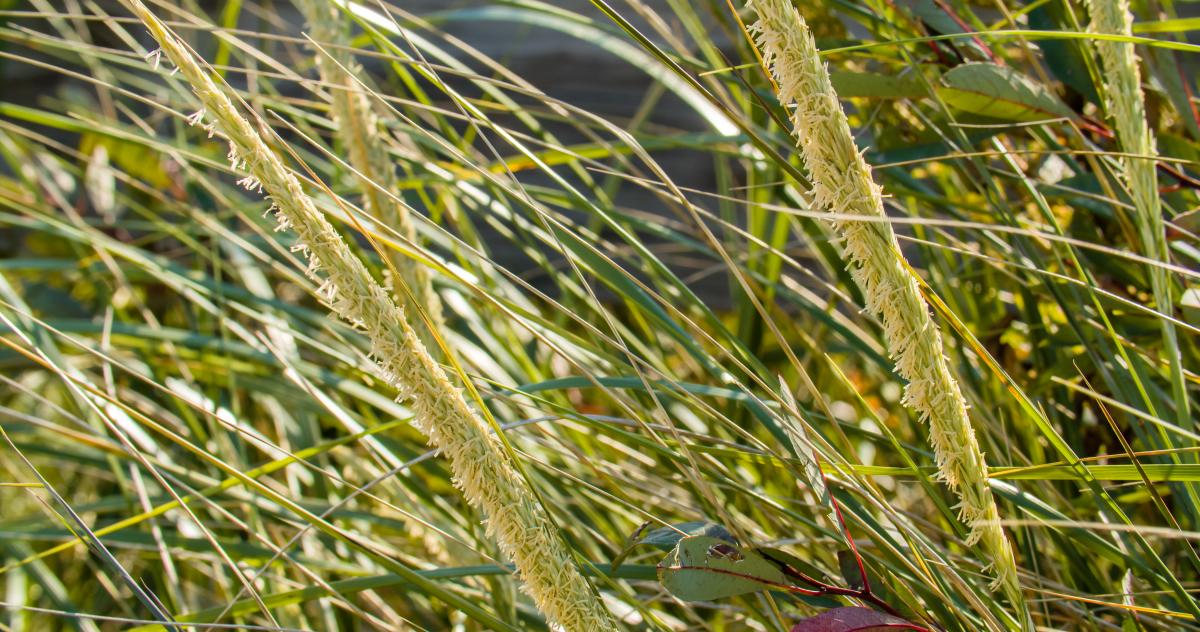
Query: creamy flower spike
124 1 616 629
295 0 445 343
744 0 1022 603
1084 0 1187 424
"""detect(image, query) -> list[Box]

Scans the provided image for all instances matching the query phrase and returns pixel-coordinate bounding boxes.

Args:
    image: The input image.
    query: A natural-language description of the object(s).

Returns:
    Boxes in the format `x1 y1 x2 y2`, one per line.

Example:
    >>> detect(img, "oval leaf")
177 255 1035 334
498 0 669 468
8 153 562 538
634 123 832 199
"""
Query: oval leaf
938 62 1075 122
790 607 926 632
641 521 735 551
658 535 787 601
759 547 830 583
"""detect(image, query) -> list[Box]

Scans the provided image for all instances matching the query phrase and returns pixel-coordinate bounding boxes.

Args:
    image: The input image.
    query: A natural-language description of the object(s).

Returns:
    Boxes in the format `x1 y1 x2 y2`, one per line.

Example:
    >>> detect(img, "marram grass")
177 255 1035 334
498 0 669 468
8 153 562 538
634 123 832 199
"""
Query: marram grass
744 0 1024 611
122 1 616 629
5 0 1200 629
1083 0 1189 426
295 0 446 343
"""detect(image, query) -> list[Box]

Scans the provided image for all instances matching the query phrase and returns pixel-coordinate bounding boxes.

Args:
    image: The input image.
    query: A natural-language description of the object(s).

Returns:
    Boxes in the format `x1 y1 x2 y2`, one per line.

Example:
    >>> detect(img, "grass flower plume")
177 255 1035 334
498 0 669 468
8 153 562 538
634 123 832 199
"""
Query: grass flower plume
123 1 616 628
745 0 1023 607
11 0 1199 628
1084 0 1188 425
295 0 445 341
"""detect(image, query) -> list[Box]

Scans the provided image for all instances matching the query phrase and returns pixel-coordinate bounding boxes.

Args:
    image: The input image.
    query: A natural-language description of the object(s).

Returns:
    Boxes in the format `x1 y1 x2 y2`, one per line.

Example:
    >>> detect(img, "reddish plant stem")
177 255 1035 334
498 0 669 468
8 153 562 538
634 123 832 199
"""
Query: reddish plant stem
759 450 917 624
763 550 917 624
931 0 999 64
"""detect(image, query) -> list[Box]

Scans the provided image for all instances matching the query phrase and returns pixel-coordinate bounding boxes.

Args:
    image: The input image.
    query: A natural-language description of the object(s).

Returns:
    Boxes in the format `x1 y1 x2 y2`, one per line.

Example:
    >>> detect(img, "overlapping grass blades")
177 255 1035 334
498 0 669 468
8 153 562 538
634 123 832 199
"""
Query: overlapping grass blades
742 0 1022 615
0 0 1197 630
121 0 614 628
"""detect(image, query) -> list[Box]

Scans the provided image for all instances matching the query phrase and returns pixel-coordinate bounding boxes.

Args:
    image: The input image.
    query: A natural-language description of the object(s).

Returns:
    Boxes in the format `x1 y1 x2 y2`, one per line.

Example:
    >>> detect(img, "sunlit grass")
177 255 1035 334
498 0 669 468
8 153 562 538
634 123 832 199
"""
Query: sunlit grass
0 0 1197 630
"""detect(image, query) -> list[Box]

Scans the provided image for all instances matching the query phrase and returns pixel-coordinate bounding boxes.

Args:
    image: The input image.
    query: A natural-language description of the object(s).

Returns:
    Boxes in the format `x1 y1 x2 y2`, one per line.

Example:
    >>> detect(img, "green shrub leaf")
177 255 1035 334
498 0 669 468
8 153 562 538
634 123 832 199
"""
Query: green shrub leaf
641 521 735 551
938 62 1075 122
830 71 926 99
658 536 789 601
837 549 866 591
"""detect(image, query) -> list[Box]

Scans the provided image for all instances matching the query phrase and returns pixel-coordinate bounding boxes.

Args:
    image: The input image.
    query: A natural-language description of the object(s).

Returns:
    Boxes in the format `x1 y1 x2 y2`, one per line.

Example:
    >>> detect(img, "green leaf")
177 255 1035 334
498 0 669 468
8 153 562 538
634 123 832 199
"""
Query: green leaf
658 536 789 601
837 549 866 591
1028 3 1101 105
1148 48 1200 138
641 521 735 551
758 547 830 584
937 62 1075 122
910 0 964 36
909 0 991 61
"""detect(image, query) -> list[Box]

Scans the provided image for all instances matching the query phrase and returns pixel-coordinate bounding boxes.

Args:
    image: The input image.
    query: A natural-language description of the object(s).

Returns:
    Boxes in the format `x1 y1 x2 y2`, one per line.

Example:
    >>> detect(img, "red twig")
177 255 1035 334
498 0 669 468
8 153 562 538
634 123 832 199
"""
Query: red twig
760 548 917 623
931 0 998 64
769 446 918 623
